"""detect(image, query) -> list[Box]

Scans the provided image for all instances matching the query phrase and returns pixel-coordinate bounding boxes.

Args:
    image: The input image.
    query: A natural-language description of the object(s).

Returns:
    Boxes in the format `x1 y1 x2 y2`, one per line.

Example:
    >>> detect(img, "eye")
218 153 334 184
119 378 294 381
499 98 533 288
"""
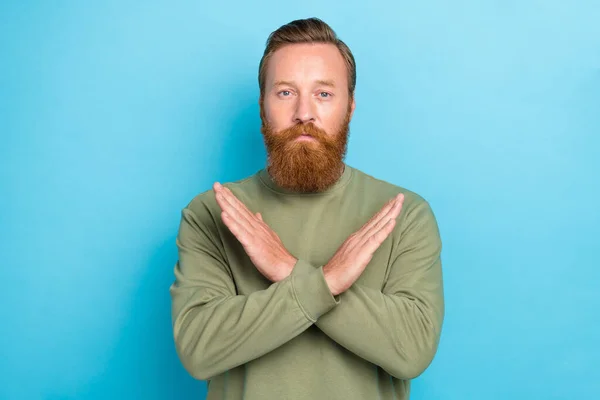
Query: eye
319 92 331 98
278 90 292 97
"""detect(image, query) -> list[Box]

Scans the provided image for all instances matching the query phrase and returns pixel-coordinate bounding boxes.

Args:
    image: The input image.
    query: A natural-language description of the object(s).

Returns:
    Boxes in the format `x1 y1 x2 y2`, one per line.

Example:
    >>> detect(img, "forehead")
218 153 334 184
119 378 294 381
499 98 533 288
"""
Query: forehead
265 43 348 87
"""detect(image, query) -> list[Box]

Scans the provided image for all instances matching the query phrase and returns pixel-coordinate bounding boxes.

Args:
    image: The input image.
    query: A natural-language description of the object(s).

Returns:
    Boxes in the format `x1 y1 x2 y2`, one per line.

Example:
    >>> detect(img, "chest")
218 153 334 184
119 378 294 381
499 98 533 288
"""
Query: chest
222 200 396 295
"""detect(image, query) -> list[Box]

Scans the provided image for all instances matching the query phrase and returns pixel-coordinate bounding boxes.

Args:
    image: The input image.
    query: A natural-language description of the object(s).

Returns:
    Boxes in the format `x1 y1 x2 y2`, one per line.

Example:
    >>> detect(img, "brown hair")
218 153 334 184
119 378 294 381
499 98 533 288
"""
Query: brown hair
258 18 356 98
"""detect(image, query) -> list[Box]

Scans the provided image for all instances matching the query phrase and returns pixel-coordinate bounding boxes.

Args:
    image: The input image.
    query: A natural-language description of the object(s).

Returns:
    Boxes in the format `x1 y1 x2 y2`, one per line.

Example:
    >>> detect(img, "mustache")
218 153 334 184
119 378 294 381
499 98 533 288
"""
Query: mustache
277 122 330 142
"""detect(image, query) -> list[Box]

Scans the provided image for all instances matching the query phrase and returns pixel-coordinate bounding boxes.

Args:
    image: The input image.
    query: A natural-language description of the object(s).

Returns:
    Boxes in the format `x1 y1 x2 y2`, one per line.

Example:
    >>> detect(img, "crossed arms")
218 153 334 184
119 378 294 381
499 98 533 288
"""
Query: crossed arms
170 183 444 381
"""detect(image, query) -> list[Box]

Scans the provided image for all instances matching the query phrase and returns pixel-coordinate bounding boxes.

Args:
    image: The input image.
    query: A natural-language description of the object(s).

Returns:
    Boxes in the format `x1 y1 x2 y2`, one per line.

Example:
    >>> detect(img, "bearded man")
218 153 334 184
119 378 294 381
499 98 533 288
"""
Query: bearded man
170 17 445 400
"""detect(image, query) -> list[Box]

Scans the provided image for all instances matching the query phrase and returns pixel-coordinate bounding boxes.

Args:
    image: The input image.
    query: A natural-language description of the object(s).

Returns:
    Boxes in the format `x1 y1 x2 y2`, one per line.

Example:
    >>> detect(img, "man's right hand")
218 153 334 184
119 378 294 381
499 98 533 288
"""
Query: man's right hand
323 193 405 296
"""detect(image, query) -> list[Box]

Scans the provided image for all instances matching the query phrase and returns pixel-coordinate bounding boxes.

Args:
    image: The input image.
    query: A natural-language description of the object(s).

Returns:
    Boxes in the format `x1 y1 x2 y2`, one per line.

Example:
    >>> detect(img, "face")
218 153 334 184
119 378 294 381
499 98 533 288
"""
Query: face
260 43 356 193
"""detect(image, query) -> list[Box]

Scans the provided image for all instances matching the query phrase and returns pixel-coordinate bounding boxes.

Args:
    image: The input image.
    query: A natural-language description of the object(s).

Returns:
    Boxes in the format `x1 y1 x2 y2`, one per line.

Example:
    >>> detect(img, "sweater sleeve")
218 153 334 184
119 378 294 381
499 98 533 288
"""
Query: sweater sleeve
170 202 339 381
294 199 444 380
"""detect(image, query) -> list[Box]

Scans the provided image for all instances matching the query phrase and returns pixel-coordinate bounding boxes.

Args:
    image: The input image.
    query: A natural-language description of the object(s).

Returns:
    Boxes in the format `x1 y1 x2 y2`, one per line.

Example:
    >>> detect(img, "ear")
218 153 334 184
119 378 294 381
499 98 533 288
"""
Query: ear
349 95 356 119
259 95 267 124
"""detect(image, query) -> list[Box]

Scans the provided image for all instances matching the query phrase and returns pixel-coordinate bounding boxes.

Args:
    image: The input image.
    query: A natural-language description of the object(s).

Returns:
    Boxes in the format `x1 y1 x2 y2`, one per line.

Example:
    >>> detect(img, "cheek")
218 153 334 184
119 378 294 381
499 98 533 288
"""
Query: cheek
321 103 349 132
264 99 293 128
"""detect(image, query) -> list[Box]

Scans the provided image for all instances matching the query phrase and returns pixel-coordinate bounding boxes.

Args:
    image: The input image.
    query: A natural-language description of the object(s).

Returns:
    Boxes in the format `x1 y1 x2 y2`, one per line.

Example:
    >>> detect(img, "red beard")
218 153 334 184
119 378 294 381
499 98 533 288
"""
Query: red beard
261 108 351 193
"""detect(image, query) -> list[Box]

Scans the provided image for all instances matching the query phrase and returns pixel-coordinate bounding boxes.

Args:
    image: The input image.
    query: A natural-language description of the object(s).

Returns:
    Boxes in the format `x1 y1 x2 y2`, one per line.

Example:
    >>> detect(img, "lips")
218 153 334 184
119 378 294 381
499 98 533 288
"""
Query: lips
295 134 316 142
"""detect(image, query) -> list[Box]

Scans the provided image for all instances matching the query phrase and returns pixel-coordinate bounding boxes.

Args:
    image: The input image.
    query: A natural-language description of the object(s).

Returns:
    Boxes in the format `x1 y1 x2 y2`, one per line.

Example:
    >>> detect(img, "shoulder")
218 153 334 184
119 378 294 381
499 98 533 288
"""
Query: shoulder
184 170 260 223
349 166 439 241
350 166 431 213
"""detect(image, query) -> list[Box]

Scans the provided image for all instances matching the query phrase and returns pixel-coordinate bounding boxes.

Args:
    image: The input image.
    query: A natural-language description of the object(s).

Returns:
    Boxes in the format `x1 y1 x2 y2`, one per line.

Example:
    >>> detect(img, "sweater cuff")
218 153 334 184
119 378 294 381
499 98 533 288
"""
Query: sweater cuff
291 259 339 322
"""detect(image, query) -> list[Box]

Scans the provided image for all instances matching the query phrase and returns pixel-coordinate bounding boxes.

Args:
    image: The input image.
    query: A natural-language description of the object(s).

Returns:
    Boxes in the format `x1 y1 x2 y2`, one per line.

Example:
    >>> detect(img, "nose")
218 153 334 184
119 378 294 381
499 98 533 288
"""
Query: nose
293 94 316 124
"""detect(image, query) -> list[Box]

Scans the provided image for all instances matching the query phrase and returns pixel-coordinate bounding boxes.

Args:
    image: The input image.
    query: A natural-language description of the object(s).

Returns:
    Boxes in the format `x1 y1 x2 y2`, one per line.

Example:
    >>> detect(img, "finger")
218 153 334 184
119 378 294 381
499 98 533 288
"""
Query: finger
219 186 264 227
358 194 403 238
214 183 257 232
214 190 230 213
346 196 399 252
361 194 404 241
216 188 256 231
363 218 396 254
220 186 260 227
388 193 405 219
215 191 239 220
368 193 402 227
222 212 252 246
215 182 250 217
214 182 230 212
360 216 394 248
215 194 257 243
357 198 395 235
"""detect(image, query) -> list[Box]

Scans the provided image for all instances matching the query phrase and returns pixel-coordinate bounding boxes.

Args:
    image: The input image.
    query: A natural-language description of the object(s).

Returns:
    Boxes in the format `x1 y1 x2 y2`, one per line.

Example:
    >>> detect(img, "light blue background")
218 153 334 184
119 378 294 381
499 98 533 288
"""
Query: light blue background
1 1 599 399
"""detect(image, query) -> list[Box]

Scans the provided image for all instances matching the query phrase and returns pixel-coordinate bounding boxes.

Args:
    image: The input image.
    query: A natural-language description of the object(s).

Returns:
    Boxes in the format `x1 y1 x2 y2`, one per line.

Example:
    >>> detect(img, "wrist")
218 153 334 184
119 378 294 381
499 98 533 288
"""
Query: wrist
274 255 296 282
322 264 341 296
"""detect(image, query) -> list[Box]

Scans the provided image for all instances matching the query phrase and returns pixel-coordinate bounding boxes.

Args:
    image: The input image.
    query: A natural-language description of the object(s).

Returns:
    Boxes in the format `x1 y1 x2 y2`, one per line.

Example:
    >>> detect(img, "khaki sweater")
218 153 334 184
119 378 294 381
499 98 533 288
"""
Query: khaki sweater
170 164 444 399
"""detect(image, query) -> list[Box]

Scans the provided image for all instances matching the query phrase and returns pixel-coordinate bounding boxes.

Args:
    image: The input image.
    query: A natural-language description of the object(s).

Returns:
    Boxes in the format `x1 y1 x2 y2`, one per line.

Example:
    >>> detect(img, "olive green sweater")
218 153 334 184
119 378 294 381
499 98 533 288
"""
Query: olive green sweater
170 164 444 400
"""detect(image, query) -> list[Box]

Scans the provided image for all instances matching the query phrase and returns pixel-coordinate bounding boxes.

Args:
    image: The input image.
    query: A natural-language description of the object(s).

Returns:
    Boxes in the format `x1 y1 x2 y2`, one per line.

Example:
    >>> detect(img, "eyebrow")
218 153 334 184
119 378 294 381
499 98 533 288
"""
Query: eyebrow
273 79 337 88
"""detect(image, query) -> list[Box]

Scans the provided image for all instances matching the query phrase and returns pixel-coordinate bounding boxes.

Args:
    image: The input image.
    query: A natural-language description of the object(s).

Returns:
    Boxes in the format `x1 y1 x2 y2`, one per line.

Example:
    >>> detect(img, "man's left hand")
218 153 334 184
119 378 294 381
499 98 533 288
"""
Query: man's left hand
213 182 297 282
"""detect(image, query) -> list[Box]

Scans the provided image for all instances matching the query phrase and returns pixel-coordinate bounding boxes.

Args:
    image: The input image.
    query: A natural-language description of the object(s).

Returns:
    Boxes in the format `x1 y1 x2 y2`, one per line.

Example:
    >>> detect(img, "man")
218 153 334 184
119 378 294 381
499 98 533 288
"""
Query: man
170 17 444 400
